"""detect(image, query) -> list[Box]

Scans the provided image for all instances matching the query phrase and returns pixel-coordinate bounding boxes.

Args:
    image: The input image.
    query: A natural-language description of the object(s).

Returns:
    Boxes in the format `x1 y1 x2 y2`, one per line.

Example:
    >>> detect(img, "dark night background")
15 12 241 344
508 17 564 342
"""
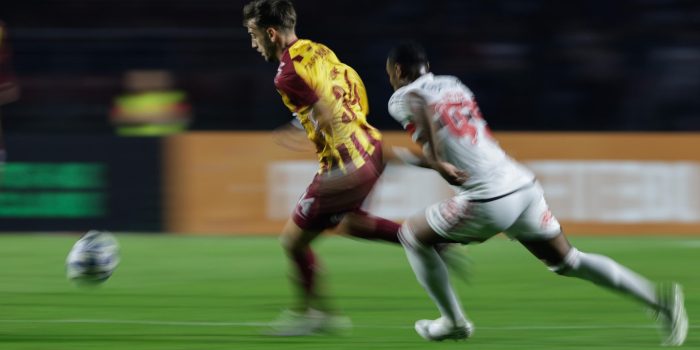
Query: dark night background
2 0 700 134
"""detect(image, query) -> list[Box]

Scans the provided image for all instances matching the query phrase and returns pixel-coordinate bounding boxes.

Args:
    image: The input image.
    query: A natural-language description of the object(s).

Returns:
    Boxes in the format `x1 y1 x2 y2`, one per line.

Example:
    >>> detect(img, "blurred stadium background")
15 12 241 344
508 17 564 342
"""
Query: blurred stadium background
0 0 698 233
0 1 698 349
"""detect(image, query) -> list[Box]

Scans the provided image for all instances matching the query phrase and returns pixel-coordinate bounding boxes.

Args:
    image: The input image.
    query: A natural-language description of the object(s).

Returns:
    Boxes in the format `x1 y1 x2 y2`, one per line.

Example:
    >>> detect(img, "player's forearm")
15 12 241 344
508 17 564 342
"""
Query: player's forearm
410 99 442 165
407 94 467 184
389 146 431 168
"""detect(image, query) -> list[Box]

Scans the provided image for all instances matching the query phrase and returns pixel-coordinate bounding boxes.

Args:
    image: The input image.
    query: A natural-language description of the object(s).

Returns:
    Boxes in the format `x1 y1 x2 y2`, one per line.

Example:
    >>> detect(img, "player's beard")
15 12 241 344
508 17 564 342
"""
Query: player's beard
261 36 278 62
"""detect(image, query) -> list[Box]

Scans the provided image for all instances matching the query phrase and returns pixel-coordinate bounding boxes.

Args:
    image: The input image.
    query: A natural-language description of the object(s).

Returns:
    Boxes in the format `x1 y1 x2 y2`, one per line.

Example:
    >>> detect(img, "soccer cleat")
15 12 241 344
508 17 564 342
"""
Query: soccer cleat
414 317 474 341
266 309 352 336
656 283 688 347
318 312 352 335
266 309 321 336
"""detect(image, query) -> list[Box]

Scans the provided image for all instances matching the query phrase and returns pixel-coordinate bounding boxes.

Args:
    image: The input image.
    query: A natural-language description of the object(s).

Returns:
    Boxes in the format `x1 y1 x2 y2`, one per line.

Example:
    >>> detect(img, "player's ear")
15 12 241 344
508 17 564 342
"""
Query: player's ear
265 27 277 41
394 64 403 80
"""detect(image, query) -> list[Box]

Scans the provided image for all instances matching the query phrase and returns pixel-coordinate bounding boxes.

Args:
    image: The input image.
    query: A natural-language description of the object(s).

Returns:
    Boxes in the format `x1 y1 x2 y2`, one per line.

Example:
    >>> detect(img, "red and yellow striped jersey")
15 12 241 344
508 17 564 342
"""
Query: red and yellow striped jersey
274 39 382 173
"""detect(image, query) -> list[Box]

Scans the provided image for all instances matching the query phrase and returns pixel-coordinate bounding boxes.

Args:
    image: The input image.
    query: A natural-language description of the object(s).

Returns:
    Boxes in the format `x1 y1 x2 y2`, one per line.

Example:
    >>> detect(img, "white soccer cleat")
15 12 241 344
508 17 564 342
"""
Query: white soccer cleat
656 283 688 347
414 317 474 341
266 309 352 336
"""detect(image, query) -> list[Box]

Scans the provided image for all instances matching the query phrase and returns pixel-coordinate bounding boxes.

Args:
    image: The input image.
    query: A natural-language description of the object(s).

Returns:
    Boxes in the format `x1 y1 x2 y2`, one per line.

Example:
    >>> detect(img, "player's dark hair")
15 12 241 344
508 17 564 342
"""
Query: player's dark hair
388 42 429 81
243 0 297 32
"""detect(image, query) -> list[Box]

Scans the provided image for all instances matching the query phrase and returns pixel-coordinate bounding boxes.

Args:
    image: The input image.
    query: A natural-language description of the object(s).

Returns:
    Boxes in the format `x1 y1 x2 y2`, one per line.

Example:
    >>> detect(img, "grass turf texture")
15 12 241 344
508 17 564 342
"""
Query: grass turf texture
0 234 697 350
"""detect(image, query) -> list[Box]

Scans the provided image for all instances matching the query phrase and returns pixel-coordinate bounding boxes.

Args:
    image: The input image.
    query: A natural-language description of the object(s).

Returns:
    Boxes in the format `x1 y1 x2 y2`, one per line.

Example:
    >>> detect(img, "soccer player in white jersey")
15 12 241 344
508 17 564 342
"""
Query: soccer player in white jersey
385 42 688 346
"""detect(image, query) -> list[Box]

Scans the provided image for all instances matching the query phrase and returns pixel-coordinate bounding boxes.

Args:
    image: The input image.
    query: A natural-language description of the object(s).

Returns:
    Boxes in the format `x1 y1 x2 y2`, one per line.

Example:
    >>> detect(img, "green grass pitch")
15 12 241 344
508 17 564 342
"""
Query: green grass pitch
0 234 697 349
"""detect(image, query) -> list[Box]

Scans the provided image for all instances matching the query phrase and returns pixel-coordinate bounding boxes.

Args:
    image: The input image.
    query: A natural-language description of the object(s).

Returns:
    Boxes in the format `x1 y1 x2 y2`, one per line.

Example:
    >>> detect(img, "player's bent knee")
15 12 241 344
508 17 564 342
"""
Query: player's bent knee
278 234 294 251
398 223 419 249
547 247 581 276
279 232 305 253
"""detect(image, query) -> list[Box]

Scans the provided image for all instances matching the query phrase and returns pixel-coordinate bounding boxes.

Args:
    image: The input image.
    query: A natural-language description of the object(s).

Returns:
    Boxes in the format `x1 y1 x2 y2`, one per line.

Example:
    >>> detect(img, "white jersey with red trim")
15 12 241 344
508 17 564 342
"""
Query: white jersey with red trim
388 73 534 199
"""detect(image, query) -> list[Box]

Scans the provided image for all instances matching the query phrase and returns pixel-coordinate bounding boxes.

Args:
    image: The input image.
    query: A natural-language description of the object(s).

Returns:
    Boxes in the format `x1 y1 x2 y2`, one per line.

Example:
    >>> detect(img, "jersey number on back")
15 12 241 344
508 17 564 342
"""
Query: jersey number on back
331 69 361 123
435 99 488 144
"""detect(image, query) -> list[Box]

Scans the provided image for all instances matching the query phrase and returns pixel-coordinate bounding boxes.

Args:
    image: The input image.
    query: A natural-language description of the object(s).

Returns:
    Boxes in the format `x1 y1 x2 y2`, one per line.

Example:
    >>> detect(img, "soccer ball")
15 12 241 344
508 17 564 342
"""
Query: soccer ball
66 230 120 285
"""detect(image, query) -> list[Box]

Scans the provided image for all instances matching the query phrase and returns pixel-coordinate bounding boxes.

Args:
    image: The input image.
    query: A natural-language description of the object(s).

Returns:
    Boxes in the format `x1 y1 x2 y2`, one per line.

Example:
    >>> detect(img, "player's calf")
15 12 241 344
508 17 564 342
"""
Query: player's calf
547 246 660 311
338 211 401 244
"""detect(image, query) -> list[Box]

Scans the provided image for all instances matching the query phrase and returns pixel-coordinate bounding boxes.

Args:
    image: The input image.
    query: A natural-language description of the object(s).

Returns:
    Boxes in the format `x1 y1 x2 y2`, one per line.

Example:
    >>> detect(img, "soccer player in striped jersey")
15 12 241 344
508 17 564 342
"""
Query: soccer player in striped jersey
386 42 687 345
243 0 404 336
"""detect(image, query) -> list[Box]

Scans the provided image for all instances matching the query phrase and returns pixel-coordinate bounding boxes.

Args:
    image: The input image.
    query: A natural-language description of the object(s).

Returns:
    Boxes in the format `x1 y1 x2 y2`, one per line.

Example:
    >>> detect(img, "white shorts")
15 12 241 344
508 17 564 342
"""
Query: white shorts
425 182 561 243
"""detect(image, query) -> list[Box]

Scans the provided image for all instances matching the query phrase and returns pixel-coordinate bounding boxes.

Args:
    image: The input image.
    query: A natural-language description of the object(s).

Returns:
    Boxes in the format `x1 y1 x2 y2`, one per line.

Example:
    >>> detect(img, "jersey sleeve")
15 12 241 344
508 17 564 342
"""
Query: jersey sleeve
275 52 319 109
276 70 318 107
388 89 423 141
388 90 412 127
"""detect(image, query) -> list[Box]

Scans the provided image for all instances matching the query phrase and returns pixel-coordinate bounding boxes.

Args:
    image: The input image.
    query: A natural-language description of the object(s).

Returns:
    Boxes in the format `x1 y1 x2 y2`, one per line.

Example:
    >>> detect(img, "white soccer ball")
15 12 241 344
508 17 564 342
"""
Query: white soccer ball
66 230 120 284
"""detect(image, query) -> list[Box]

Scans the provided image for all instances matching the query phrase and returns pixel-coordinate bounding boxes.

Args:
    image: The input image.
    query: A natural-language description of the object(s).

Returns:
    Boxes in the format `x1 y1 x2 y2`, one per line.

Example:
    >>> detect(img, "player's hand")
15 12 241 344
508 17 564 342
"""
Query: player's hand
435 161 468 186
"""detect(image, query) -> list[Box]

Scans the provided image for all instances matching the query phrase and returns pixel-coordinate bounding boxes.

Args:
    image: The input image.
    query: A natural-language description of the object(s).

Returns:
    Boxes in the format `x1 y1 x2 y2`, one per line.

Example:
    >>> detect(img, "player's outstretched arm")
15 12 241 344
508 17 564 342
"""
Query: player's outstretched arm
387 145 430 167
272 117 315 153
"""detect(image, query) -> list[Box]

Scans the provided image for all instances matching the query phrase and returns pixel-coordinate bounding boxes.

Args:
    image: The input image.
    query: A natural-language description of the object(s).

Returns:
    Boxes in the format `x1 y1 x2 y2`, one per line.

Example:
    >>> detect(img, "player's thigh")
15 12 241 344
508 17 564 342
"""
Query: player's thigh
403 210 452 246
504 185 570 265
423 194 504 243
503 185 561 241
291 176 348 232
294 160 383 232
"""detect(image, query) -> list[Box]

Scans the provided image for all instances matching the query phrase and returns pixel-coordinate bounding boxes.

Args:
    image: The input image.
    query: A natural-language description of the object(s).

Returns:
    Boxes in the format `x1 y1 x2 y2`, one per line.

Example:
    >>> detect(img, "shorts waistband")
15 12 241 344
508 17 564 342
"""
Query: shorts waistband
470 179 536 203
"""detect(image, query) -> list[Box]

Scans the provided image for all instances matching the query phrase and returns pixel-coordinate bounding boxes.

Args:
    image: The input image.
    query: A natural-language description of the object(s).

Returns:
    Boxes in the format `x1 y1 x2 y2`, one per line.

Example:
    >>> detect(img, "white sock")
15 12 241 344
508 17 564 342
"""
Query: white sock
399 225 467 326
556 248 659 309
